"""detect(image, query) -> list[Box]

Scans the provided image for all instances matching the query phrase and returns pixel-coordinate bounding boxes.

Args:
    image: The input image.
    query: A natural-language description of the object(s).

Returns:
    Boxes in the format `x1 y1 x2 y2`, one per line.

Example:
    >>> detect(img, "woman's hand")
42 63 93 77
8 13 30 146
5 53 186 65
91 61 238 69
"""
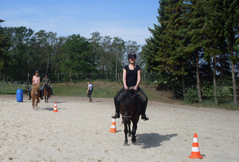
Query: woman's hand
124 85 128 89
133 86 138 90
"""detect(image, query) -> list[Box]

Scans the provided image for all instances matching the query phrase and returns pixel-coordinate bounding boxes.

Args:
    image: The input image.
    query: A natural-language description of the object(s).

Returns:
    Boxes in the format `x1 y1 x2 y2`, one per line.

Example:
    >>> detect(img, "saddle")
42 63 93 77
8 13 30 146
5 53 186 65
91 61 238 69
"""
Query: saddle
117 89 146 104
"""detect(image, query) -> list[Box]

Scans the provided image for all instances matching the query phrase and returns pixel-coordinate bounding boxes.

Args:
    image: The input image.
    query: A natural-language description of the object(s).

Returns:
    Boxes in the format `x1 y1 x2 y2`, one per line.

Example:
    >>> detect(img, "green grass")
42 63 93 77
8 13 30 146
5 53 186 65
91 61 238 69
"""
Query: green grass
53 81 129 98
186 100 239 110
1 81 239 110
0 81 173 102
0 84 26 94
52 81 174 102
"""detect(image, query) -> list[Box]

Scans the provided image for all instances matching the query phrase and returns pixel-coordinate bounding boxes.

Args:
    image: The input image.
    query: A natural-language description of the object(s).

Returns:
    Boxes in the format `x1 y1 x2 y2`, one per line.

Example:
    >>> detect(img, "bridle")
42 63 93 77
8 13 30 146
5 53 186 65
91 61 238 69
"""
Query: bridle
122 114 132 119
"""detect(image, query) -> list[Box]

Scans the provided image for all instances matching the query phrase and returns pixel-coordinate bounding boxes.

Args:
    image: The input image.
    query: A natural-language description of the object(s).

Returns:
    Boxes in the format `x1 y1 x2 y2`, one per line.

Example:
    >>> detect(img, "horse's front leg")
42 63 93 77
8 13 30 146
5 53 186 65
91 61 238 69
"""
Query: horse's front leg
131 122 138 143
32 97 34 108
35 99 38 111
124 122 129 146
128 121 131 137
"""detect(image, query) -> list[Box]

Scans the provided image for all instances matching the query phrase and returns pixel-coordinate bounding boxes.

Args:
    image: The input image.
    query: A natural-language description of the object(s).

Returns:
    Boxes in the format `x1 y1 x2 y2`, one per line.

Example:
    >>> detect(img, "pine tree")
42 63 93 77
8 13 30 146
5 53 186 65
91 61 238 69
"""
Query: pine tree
222 0 239 106
185 0 207 103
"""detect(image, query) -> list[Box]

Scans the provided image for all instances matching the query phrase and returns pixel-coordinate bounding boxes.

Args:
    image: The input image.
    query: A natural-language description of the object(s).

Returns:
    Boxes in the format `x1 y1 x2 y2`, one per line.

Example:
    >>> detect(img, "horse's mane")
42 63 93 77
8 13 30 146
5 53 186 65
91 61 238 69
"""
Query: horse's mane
119 89 140 115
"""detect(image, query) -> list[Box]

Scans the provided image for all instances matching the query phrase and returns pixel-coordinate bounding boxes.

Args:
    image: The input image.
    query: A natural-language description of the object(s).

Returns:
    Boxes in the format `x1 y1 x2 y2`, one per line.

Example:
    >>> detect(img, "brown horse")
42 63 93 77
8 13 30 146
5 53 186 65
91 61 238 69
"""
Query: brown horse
31 84 40 110
43 84 51 102
119 89 142 145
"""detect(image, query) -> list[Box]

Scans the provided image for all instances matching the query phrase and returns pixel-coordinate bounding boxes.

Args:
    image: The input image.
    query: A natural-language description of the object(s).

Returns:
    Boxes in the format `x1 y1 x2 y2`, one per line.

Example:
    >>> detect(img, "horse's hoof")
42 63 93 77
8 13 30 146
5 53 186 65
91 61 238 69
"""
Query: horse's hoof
132 138 136 143
124 143 129 146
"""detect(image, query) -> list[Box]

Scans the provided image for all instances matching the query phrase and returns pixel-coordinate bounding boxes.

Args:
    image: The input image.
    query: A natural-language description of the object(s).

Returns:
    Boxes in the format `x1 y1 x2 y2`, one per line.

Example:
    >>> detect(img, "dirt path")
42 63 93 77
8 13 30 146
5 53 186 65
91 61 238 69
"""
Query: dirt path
0 94 238 162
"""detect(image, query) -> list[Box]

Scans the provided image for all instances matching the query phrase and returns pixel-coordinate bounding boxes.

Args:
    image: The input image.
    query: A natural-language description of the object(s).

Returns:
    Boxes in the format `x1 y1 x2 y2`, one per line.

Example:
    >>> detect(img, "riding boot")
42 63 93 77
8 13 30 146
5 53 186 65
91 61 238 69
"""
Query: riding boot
28 90 31 100
51 88 54 95
112 111 120 118
40 90 43 100
112 97 120 118
141 114 149 120
111 105 120 118
141 105 149 120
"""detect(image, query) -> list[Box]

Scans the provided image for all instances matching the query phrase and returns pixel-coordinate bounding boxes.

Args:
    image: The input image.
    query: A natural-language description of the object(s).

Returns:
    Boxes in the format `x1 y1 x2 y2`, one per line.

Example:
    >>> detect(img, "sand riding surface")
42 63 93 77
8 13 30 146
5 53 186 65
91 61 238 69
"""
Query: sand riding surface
0 95 239 162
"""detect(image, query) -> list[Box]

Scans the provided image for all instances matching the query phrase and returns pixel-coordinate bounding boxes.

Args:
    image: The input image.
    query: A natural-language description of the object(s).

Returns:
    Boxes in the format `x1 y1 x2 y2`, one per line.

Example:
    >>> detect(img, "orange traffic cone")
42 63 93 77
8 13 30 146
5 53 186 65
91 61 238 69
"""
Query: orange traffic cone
53 102 58 112
109 118 117 133
189 133 203 159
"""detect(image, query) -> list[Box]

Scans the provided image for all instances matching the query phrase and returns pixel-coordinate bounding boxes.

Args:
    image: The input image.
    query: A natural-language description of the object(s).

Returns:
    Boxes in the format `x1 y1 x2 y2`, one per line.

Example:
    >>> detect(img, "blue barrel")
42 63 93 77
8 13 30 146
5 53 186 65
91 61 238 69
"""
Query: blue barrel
16 89 24 102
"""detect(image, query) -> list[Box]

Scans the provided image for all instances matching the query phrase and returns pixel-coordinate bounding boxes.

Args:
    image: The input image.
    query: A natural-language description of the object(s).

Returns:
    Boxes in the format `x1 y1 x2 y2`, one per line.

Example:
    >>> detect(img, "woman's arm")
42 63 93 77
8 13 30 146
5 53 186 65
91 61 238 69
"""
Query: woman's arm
123 68 128 89
134 69 141 90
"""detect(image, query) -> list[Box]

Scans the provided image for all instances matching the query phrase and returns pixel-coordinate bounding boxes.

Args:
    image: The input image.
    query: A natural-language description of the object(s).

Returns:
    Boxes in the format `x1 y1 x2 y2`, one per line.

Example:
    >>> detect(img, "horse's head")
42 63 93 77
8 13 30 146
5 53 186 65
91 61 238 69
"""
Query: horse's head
32 84 40 95
44 84 49 89
43 84 51 98
119 89 141 120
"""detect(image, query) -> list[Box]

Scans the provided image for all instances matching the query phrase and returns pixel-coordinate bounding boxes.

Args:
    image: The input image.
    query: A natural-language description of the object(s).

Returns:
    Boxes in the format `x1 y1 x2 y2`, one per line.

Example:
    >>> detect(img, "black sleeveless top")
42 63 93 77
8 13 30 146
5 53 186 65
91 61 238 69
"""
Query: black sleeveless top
124 65 140 87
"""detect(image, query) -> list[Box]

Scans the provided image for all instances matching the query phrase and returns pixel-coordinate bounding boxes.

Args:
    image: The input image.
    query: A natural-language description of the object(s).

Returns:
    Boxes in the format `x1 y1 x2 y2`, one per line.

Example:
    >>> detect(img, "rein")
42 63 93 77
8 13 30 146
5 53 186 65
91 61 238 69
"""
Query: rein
122 112 133 119
122 115 131 118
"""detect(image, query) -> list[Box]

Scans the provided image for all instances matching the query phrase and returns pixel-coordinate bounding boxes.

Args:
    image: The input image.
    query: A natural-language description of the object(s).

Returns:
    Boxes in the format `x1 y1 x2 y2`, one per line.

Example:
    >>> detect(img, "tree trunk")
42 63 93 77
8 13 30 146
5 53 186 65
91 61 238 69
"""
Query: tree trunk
213 56 218 105
115 53 118 80
182 74 185 97
171 76 176 99
196 52 202 102
231 60 237 106
219 56 223 87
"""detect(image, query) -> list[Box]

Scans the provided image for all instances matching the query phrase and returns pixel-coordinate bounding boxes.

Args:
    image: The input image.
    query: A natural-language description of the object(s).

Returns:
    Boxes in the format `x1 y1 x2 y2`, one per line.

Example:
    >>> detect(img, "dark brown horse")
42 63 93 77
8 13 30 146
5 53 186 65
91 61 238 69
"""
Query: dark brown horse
43 84 51 102
119 89 142 145
31 84 40 110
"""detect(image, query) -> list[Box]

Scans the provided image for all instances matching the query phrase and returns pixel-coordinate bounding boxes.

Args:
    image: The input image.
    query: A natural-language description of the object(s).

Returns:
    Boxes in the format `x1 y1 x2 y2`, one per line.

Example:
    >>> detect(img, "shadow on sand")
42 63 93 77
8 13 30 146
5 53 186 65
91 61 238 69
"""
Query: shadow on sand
135 133 178 149
38 107 67 111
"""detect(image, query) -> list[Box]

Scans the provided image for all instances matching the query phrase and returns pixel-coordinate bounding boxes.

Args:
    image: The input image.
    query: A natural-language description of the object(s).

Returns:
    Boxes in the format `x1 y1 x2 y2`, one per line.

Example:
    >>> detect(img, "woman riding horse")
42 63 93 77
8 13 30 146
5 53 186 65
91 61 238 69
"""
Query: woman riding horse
42 74 53 95
30 70 41 110
112 53 149 120
28 70 43 100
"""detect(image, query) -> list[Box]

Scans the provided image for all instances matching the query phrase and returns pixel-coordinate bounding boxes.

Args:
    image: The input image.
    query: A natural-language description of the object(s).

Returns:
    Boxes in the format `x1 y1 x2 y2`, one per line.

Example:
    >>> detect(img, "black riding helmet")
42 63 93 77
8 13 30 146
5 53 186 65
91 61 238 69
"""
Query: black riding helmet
128 52 137 59
35 70 39 73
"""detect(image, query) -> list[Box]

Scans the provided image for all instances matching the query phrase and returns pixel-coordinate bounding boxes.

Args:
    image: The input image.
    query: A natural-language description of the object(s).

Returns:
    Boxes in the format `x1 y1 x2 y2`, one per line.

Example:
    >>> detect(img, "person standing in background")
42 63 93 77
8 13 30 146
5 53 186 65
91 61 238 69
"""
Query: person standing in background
86 82 93 102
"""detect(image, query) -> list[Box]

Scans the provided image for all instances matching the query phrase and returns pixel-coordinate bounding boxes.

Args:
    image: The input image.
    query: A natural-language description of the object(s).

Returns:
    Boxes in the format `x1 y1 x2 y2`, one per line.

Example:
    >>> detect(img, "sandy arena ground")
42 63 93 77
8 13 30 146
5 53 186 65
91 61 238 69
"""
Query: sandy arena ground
0 94 239 162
